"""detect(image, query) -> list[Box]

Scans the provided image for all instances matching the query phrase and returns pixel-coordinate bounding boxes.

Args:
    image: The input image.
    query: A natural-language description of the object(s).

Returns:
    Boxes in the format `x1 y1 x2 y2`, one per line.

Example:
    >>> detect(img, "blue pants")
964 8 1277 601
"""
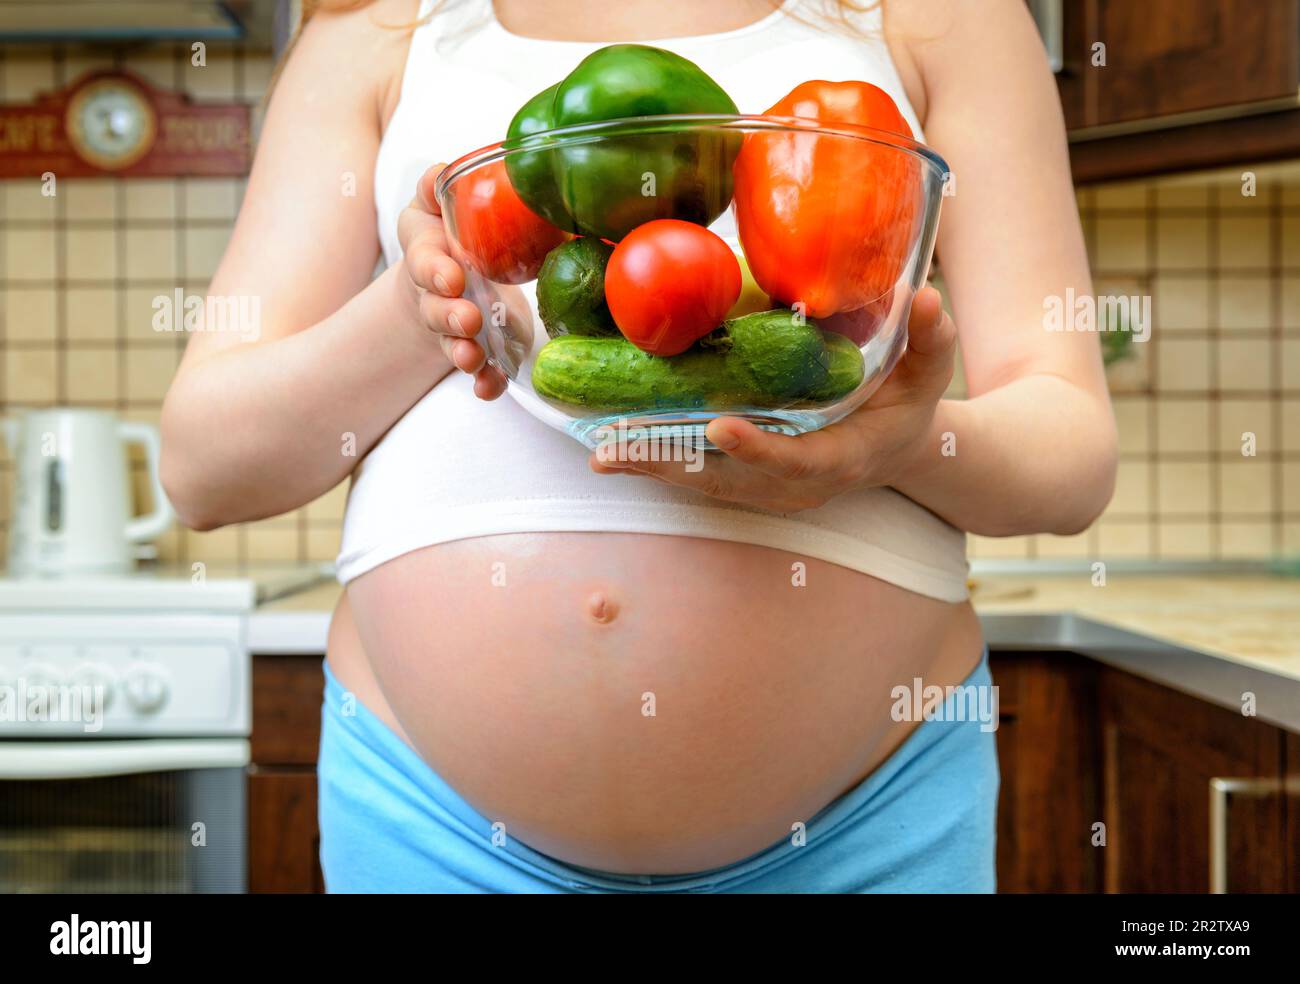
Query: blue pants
317 652 999 893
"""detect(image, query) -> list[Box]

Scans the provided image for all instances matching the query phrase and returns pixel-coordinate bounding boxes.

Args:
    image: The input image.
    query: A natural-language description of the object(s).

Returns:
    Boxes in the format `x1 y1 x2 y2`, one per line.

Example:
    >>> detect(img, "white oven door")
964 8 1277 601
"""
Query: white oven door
0 739 248 893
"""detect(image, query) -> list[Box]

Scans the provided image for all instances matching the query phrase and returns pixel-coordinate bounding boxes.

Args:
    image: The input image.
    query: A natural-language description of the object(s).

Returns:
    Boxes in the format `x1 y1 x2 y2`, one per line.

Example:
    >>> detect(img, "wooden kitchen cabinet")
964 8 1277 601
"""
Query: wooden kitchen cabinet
248 654 325 894
1098 670 1288 893
1058 0 1299 131
992 648 1296 893
247 769 323 893
1285 733 1300 892
1048 0 1300 181
989 652 1103 893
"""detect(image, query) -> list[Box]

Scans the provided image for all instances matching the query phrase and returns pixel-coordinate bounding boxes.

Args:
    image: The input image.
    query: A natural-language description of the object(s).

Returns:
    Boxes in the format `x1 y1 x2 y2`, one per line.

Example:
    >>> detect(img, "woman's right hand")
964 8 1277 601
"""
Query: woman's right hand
399 163 509 399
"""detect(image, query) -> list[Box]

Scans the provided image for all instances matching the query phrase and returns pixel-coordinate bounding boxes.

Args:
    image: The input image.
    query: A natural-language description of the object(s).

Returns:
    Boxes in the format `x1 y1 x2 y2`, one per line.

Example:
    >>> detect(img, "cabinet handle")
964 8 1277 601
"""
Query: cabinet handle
1208 777 1300 893
1028 0 1064 73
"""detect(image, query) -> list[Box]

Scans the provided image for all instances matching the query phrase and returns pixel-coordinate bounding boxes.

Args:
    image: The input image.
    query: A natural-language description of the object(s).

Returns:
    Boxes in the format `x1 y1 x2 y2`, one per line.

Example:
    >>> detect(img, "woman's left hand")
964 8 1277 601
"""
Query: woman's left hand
590 287 957 512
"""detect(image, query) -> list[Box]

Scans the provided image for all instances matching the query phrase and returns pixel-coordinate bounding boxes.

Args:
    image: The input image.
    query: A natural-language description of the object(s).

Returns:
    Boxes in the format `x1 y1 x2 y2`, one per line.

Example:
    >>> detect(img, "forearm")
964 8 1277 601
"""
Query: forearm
893 374 1118 538
161 261 451 529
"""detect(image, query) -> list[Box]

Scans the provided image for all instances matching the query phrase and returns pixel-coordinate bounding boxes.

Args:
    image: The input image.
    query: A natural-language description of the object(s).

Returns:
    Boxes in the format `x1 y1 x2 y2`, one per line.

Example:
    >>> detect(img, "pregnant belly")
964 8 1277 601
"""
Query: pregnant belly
337 532 982 874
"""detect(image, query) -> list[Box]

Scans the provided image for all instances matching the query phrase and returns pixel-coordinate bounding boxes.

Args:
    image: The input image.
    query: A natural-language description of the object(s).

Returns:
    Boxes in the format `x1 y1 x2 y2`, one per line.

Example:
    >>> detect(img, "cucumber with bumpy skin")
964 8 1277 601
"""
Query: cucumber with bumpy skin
805 331 867 402
532 309 865 410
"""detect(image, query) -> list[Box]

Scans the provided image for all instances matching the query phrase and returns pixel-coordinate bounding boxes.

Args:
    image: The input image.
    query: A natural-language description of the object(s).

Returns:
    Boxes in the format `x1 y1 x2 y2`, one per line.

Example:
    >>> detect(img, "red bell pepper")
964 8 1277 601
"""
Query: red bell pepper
733 80 923 320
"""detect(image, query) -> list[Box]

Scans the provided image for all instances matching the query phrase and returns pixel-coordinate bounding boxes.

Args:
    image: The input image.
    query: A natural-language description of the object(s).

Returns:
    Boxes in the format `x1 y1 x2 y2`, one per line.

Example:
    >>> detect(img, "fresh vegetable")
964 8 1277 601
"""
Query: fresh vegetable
726 250 771 319
714 308 849 401
536 238 619 338
448 160 568 284
805 332 868 402
505 44 740 240
733 80 921 317
819 289 894 346
504 83 575 231
605 219 741 356
532 308 864 410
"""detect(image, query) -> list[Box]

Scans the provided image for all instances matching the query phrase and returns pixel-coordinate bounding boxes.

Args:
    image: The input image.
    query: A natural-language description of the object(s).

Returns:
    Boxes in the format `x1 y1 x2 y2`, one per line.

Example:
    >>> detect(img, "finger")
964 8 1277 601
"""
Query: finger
405 234 463 297
419 294 482 338
417 163 447 216
454 339 487 373
703 417 856 482
440 335 487 373
473 365 509 400
893 286 957 396
396 194 443 252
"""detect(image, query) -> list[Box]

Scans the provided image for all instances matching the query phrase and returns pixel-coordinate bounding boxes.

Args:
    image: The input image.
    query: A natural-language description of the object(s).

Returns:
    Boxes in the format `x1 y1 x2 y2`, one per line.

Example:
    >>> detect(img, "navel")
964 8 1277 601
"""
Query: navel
586 591 619 624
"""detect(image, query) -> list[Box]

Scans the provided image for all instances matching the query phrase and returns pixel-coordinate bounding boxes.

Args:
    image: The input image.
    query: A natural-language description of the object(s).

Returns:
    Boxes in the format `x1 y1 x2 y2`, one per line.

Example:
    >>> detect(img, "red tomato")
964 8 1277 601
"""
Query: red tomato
605 220 741 356
449 161 568 284
819 288 894 345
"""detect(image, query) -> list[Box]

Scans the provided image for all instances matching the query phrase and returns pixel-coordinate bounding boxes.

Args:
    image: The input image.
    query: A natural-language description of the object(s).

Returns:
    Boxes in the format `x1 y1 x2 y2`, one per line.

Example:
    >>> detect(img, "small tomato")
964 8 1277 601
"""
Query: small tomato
605 220 741 356
449 161 569 284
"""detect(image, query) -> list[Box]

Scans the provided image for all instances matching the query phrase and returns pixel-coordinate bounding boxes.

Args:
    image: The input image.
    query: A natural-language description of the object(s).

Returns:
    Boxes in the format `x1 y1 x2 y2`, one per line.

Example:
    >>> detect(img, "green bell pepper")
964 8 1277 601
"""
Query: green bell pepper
504 82 575 231
504 44 739 241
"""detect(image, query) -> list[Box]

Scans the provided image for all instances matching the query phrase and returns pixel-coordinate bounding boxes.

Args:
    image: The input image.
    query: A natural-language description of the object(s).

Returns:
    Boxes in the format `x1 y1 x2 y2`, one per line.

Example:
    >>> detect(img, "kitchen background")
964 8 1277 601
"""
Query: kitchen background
2 1 1300 898
2 41 1298 568
0 45 350 570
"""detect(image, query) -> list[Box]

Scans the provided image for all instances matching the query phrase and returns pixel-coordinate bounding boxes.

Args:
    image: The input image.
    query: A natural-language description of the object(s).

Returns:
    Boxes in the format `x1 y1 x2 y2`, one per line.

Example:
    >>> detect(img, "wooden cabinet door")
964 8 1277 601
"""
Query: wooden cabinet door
1285 733 1300 892
249 654 327 893
251 654 324 766
989 652 1102 893
1099 669 1286 892
247 769 323 894
1061 0 1300 129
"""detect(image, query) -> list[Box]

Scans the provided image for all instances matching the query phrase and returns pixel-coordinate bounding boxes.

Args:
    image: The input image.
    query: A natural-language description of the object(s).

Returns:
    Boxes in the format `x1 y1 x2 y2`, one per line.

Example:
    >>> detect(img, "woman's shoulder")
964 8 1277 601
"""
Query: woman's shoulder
294 0 424 131
880 0 1044 129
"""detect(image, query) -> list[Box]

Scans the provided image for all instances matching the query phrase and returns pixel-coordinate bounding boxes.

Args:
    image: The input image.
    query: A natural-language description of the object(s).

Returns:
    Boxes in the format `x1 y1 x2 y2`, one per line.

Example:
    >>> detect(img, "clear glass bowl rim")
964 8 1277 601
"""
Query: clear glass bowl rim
435 113 950 204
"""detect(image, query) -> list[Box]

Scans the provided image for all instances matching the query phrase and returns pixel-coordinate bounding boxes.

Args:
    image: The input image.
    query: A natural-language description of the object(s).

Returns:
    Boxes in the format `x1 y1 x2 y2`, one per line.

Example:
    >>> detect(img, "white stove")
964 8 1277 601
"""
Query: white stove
0 564 328 738
0 563 329 893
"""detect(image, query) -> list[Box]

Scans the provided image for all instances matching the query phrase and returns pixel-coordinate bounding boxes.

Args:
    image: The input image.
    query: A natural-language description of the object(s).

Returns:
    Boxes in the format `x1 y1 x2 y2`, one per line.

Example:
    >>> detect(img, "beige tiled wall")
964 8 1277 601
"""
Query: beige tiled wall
967 160 1300 563
1 44 1298 569
0 44 346 571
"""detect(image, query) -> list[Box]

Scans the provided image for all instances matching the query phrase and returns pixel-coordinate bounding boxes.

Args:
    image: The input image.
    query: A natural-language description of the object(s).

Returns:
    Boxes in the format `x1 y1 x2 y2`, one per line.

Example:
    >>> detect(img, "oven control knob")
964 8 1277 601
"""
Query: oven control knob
22 661 63 688
19 662 63 717
123 663 169 714
70 662 119 714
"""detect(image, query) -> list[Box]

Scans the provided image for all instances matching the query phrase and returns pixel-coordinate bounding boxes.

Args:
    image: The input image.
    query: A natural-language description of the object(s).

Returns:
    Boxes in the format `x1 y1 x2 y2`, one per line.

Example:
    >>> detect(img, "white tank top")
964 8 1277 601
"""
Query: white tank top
337 0 969 602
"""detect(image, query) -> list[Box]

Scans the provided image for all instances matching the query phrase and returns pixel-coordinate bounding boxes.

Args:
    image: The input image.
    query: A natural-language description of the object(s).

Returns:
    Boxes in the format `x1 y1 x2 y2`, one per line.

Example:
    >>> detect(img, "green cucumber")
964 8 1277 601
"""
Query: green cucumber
532 309 865 410
714 309 833 400
535 336 728 409
805 331 867 402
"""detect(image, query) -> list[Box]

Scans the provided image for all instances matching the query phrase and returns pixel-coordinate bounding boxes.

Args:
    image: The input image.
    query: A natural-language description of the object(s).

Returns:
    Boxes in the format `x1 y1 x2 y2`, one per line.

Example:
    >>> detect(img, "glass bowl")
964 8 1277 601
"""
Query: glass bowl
435 114 948 450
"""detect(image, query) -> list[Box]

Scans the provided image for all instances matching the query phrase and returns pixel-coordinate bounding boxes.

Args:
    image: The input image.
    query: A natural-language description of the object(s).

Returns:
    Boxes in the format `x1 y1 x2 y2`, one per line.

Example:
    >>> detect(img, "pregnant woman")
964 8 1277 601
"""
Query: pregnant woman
161 0 1115 892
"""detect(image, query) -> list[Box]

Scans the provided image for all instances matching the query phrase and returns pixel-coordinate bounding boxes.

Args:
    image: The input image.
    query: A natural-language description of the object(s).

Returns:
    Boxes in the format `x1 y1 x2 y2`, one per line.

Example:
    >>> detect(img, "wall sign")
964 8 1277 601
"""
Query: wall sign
0 70 251 178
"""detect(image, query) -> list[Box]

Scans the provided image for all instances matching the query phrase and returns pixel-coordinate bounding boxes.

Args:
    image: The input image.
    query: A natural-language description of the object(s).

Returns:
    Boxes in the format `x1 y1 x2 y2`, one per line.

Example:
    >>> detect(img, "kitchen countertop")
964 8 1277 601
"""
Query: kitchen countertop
248 581 342 653
249 573 1300 731
973 574 1300 678
973 573 1300 731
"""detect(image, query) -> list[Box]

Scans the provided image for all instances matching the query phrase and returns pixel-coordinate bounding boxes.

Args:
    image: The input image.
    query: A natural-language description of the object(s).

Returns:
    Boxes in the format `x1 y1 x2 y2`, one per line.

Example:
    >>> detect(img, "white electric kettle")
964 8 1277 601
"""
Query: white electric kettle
2 408 174 576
